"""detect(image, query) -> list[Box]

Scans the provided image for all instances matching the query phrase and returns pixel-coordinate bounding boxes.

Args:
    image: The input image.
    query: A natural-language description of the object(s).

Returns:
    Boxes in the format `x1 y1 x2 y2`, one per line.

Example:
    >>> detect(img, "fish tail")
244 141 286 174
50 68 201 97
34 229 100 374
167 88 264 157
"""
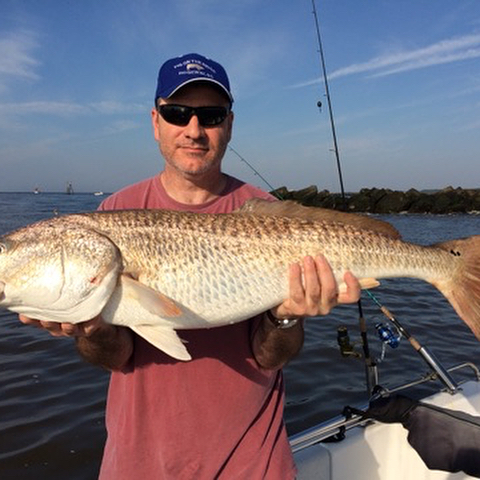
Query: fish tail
433 235 480 340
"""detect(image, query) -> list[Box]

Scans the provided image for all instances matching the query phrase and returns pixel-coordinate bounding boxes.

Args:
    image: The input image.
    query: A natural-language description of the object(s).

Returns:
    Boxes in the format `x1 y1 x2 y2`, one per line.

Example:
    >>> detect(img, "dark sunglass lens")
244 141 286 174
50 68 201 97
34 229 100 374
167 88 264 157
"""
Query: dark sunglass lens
159 105 227 127
159 105 192 126
196 107 227 126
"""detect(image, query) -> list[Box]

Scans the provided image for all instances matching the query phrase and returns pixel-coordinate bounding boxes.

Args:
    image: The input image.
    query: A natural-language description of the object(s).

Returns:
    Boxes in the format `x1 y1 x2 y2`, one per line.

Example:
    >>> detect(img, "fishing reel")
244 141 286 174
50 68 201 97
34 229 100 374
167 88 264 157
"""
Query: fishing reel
375 322 402 363
336 290 459 396
336 321 402 362
375 322 401 349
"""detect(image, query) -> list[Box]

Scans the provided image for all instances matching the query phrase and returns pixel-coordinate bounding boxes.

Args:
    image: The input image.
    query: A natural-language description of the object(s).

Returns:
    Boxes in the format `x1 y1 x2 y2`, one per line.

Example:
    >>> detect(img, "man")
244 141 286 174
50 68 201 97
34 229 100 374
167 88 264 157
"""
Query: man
20 53 360 479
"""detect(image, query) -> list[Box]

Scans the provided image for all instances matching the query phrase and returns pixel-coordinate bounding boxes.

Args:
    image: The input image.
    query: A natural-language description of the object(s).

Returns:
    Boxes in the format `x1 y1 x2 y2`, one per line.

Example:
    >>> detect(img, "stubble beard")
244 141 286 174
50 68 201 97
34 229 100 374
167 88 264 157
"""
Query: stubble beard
163 144 227 178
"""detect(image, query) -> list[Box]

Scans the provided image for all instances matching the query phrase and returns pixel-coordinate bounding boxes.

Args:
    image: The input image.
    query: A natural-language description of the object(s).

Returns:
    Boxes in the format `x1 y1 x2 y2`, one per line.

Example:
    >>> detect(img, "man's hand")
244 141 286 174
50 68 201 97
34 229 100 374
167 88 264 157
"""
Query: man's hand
253 255 361 369
19 313 133 370
18 314 104 338
271 254 361 319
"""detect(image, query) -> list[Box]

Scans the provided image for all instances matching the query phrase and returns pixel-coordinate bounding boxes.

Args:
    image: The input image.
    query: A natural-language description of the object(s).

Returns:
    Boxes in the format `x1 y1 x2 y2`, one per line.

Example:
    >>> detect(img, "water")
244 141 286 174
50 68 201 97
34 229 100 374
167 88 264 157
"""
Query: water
1 193 480 480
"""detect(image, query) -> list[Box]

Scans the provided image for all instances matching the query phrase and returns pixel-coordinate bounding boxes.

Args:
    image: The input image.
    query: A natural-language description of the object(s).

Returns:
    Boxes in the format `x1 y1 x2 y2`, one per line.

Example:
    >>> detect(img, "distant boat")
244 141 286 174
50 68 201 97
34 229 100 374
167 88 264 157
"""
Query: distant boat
66 182 74 195
33 187 41 195
93 191 104 196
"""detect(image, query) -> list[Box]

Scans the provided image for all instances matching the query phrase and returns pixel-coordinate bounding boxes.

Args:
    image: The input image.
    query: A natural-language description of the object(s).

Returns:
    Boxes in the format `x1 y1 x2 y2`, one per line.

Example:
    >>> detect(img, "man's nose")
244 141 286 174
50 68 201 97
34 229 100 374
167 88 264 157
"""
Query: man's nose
184 114 205 139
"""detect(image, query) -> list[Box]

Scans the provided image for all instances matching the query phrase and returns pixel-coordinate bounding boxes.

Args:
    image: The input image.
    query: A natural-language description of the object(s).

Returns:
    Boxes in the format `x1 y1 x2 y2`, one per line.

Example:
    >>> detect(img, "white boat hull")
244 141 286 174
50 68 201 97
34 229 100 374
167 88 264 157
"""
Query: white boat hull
292 380 480 480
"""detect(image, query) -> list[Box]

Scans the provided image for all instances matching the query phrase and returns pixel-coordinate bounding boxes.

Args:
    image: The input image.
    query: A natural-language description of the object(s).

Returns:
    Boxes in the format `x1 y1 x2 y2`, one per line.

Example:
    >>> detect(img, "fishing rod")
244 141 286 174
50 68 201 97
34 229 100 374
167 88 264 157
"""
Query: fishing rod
311 0 346 206
229 2 347 205
311 1 381 394
310 4 457 395
365 290 459 393
339 289 460 394
310 2 457 398
357 299 379 394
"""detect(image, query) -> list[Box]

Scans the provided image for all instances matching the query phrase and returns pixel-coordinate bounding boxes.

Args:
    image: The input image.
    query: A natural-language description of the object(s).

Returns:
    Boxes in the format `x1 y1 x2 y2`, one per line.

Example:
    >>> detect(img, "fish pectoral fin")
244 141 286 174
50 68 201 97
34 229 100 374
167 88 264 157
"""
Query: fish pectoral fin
130 325 191 361
120 274 182 317
338 277 380 293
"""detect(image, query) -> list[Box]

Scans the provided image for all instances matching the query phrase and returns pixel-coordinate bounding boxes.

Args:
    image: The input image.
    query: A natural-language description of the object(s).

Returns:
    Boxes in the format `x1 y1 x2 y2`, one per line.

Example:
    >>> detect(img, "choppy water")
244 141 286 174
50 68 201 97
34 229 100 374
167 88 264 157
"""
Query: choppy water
0 193 480 480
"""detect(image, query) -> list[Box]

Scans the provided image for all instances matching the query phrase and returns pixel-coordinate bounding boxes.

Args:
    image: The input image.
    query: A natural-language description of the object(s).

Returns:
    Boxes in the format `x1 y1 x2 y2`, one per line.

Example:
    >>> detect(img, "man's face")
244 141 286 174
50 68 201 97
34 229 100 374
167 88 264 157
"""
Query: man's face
151 83 233 178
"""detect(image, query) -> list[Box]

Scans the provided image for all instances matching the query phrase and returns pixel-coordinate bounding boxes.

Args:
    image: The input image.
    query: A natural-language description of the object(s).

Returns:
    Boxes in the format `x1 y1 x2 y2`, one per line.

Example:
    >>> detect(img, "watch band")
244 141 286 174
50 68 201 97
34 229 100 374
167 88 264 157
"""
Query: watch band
266 310 299 329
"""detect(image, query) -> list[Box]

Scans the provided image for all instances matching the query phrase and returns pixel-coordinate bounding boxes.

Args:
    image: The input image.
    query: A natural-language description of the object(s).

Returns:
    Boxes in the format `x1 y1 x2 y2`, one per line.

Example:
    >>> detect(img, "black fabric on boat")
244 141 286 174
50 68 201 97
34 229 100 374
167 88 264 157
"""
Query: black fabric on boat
365 394 480 478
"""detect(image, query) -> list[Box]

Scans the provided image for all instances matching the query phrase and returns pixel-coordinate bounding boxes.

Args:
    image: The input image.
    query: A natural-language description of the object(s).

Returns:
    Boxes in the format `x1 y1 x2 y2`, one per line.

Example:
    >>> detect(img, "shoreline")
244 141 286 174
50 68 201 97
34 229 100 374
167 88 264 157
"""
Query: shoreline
271 185 480 214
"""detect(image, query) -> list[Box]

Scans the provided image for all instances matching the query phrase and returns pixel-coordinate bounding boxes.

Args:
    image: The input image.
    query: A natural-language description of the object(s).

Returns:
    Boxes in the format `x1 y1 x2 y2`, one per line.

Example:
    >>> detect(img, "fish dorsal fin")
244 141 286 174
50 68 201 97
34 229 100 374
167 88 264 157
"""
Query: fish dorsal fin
237 198 401 239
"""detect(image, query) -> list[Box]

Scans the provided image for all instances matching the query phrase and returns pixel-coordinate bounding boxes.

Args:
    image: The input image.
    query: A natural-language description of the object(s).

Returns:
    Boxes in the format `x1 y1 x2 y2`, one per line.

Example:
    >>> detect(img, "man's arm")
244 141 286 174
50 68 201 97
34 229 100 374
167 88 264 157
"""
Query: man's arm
252 255 361 370
19 314 133 371
76 322 134 371
251 313 304 370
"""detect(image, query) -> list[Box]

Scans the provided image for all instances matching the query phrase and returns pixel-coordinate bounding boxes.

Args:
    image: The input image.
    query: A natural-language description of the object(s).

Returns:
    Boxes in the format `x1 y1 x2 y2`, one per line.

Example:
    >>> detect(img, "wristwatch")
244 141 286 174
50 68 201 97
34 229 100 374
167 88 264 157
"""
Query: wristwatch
266 310 299 329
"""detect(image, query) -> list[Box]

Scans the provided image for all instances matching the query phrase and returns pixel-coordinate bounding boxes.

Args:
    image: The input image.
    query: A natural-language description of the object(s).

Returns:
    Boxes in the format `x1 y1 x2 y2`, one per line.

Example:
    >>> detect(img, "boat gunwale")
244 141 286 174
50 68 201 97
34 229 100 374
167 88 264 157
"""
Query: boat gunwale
290 361 480 453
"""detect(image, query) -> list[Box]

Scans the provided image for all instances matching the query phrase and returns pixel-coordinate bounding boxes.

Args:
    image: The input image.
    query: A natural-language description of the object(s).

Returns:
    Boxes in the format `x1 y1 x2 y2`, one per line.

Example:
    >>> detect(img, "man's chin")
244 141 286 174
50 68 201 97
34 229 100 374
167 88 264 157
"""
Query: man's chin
172 160 219 177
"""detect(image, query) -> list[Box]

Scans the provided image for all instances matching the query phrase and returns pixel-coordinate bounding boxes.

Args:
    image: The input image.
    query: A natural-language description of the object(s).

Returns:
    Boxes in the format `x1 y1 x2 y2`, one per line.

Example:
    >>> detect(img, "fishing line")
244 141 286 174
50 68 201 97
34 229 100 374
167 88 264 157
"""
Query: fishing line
227 145 281 197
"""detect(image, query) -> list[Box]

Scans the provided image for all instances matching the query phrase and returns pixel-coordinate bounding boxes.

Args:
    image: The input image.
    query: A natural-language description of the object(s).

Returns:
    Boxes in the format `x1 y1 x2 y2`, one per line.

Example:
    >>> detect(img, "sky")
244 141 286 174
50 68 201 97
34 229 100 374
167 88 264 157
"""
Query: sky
1 0 480 193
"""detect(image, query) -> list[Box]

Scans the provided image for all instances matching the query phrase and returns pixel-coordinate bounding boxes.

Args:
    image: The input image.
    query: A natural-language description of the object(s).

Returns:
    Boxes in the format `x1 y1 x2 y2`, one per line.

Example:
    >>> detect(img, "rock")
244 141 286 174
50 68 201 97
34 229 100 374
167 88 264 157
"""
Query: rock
408 193 436 213
270 186 289 200
430 188 472 213
290 185 318 204
308 189 332 207
269 186 480 214
375 190 413 213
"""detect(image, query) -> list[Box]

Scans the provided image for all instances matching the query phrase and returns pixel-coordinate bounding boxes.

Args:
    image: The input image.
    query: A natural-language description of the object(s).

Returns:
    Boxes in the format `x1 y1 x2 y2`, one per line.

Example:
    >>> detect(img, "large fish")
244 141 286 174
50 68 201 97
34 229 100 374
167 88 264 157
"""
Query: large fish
0 199 480 361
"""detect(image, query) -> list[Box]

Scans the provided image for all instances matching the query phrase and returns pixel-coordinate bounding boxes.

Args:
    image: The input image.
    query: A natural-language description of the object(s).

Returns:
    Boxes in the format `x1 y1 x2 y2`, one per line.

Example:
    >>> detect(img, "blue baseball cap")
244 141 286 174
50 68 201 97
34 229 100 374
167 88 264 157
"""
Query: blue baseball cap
155 53 233 105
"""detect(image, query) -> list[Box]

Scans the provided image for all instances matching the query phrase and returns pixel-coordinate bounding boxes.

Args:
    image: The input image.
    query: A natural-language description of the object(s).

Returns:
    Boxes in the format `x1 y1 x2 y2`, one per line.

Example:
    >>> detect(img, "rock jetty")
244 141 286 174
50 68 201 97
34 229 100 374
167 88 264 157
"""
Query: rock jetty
270 185 480 214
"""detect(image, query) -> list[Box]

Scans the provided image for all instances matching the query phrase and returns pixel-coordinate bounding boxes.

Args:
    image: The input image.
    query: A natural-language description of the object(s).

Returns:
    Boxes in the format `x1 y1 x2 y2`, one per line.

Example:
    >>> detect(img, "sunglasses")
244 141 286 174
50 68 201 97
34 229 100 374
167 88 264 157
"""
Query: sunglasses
157 104 229 127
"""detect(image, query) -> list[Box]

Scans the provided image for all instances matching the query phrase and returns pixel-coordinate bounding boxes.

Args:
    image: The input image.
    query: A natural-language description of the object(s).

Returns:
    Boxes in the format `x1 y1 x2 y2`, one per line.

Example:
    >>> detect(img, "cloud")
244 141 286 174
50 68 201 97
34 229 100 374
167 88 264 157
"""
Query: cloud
291 33 480 88
330 33 480 79
0 101 87 116
0 29 41 93
0 100 146 117
0 98 147 133
102 119 141 135
89 101 146 115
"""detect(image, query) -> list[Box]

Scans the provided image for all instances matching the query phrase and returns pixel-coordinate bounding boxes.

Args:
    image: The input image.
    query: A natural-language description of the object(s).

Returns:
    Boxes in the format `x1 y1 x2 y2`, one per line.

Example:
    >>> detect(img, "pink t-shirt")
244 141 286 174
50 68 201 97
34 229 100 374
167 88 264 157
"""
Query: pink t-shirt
97 174 297 480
